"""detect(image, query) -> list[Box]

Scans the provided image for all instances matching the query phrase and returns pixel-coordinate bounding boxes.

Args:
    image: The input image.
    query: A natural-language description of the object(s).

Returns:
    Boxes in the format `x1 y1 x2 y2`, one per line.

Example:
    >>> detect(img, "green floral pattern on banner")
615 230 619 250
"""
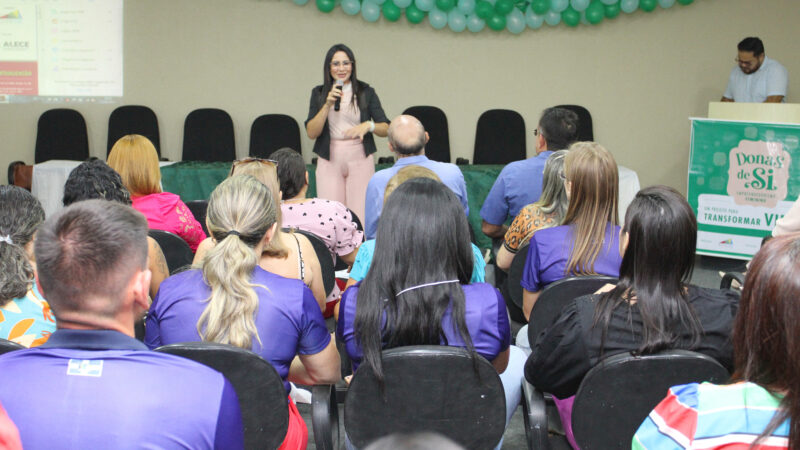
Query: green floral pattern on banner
295 0 696 33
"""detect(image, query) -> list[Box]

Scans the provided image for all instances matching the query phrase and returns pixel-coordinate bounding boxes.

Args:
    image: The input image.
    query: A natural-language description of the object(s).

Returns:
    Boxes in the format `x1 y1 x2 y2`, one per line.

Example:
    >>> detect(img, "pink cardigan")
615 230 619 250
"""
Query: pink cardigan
132 192 206 252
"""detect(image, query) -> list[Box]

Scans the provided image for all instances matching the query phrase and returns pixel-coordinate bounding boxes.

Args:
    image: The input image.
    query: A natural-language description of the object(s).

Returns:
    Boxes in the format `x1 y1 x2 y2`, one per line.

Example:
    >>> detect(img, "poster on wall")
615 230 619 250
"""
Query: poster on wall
688 118 800 260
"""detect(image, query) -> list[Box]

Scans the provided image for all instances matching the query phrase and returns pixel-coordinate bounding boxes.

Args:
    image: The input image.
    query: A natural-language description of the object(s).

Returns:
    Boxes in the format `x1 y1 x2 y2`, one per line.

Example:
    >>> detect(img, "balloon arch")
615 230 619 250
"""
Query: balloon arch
295 0 696 33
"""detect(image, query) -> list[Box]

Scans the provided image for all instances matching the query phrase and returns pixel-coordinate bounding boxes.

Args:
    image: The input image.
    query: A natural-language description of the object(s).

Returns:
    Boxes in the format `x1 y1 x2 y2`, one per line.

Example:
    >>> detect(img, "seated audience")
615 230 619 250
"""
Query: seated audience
495 150 568 271
633 233 799 449
107 134 206 251
0 200 243 448
147 175 340 449
480 107 578 239
194 158 327 310
272 147 363 266
0 186 55 347
526 186 738 449
521 142 623 321
62 159 169 299
346 165 486 290
364 115 469 239
337 178 524 435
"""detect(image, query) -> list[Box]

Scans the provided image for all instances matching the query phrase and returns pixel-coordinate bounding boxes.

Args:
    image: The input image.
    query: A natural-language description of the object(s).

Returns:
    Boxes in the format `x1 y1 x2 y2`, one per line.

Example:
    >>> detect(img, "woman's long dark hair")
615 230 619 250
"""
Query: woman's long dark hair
594 185 702 355
354 178 475 383
320 43 363 113
733 234 800 449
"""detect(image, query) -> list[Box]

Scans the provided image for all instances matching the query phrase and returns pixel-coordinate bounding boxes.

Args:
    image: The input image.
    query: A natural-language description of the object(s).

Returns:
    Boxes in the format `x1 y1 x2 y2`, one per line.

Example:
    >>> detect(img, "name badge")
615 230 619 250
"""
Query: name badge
67 359 103 377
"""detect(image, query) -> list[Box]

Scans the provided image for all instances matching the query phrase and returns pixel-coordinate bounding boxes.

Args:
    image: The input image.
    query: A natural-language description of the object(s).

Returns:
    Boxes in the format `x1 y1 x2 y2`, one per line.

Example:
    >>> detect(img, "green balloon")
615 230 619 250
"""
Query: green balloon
475 0 493 19
640 0 656 11
561 5 580 26
382 0 402 20
677 0 692 3
585 0 603 23
494 0 513 14
436 0 457 11
487 12 506 30
531 0 550 14
316 0 336 13
603 1 620 17
406 3 426 22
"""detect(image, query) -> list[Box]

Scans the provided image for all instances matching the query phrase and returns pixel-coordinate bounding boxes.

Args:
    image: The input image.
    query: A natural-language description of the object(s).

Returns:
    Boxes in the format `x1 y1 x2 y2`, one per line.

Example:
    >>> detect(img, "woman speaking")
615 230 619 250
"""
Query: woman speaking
305 43 389 224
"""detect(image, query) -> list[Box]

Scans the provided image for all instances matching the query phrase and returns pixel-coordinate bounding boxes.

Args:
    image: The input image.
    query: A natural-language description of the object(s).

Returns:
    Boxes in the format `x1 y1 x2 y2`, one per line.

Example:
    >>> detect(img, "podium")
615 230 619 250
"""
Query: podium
688 103 800 259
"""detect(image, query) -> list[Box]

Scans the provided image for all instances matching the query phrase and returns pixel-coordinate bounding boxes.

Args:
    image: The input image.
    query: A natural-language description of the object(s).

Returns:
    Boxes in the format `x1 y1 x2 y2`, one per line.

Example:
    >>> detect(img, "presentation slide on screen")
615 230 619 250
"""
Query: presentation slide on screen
0 0 122 103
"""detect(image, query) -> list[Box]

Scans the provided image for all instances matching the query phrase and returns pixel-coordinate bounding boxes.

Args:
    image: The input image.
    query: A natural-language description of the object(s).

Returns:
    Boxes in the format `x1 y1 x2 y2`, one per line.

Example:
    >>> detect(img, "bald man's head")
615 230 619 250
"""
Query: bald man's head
388 115 427 156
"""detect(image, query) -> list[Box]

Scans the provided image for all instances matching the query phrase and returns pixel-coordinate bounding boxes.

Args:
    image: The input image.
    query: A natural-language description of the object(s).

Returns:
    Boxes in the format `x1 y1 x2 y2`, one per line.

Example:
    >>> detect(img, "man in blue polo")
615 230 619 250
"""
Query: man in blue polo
0 200 243 449
364 114 469 239
480 107 578 239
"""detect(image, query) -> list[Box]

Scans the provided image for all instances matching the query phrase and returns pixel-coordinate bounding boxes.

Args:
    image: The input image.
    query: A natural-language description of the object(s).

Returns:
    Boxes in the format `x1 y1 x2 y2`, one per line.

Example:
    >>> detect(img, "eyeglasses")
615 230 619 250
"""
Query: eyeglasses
533 128 542 137
230 158 278 176
330 60 353 68
734 57 758 67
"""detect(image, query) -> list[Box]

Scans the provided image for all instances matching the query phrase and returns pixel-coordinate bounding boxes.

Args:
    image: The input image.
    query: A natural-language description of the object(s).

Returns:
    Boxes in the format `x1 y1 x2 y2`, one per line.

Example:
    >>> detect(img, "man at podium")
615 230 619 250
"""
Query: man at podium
721 37 787 103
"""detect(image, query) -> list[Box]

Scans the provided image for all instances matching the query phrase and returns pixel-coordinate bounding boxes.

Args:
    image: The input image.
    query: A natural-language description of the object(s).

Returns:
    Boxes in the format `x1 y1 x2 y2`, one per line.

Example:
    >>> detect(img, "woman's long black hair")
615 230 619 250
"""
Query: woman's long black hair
354 178 475 383
320 43 364 113
594 185 702 355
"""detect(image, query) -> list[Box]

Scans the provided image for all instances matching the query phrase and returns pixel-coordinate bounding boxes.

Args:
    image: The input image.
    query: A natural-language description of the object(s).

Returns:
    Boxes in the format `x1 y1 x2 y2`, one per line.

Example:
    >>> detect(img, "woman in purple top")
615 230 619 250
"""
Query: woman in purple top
145 175 340 449
337 178 526 437
521 142 623 321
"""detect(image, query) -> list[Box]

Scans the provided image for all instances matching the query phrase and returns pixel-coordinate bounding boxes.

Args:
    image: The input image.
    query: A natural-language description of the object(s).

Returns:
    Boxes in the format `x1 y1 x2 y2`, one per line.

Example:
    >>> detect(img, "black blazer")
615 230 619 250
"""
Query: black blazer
305 81 389 160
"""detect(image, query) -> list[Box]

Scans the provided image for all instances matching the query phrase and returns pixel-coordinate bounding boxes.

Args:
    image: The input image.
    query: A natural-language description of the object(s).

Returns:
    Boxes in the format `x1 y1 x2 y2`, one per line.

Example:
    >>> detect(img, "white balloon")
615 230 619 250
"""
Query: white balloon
448 9 467 31
570 0 590 11
525 5 544 28
395 0 413 7
457 0 475 15
658 0 676 7
507 7 525 33
544 9 561 25
429 8 448 28
550 0 569 12
620 0 639 13
293 0 310 5
466 13 485 31
416 0 435 12
341 0 361 15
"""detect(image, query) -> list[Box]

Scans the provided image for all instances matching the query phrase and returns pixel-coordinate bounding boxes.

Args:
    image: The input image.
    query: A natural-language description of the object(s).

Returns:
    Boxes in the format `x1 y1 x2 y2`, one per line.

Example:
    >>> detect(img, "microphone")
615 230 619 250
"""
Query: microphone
334 79 343 112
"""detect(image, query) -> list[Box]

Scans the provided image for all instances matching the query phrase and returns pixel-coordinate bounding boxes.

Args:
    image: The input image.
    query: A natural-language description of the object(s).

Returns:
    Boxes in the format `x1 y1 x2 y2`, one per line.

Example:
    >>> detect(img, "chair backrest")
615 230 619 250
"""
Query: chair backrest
182 108 235 162
554 104 593 142
507 242 531 312
572 350 730 449
287 229 335 296
35 108 89 164
402 106 451 163
473 109 526 165
185 200 209 236
154 342 289 450
249 114 301 159
0 338 24 355
528 275 618 346
148 230 193 274
345 346 506 449
107 105 161 157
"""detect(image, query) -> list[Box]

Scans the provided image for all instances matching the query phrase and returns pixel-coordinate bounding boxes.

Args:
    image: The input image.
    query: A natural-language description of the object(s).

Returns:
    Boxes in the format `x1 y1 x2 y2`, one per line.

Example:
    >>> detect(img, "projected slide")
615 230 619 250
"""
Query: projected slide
0 0 122 103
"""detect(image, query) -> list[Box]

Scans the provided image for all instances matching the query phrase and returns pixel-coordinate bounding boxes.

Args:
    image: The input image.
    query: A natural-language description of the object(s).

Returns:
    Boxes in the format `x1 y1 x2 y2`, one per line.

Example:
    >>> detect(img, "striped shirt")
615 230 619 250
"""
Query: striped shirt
633 382 789 449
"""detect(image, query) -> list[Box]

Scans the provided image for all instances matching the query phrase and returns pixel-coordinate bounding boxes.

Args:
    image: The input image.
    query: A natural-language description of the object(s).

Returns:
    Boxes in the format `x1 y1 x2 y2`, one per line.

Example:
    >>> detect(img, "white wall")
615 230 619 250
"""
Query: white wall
2 0 798 193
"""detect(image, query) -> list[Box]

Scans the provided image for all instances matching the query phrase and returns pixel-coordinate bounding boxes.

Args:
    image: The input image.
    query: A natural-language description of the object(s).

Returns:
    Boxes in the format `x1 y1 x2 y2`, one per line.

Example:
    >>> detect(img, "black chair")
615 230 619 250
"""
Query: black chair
402 106 451 163
249 114 301 159
527 275 618 346
35 109 89 163
316 346 506 449
107 105 161 157
288 229 336 296
154 342 291 450
473 109 526 165
523 350 730 449
0 338 24 355
554 104 593 142
505 242 530 323
720 271 746 291
182 108 235 162
148 230 193 274
186 200 209 236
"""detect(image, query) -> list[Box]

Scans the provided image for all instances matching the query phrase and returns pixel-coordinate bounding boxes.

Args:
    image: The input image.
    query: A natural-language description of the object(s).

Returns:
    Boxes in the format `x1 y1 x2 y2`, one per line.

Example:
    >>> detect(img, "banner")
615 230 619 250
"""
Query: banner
689 118 800 259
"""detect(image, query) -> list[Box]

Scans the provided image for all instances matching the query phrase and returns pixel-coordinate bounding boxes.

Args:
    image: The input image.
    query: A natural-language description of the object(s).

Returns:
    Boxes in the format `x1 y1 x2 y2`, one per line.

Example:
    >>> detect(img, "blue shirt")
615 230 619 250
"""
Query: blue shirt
0 329 243 449
521 223 622 292
364 155 470 239
146 266 331 394
337 282 510 371
480 151 553 226
349 239 486 284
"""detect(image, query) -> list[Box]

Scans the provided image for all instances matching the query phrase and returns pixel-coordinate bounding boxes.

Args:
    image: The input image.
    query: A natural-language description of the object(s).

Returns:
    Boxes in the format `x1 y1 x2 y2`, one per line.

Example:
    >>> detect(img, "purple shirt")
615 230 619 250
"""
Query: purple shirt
0 329 243 449
336 282 510 371
521 223 622 292
281 198 363 259
145 267 331 393
480 151 553 226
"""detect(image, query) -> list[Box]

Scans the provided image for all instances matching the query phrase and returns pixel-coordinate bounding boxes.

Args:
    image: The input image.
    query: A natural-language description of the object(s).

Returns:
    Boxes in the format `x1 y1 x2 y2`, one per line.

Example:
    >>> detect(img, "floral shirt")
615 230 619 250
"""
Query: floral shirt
503 204 557 253
0 284 56 347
